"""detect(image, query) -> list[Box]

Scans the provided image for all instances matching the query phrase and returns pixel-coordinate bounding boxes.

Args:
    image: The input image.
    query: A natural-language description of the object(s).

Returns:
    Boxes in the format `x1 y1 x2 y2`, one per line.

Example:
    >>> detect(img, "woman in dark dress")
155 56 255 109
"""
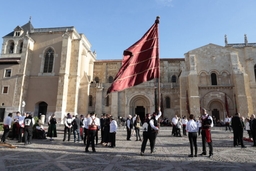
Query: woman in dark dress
47 114 57 141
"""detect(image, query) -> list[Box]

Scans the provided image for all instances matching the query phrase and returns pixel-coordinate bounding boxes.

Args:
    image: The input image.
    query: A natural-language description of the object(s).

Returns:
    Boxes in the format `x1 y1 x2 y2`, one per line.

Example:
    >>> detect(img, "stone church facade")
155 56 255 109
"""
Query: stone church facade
0 21 96 123
0 21 255 123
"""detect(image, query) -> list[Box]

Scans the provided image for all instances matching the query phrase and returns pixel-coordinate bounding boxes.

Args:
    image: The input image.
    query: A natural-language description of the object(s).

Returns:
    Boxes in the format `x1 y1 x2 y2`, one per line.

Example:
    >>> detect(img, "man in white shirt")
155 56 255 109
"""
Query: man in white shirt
200 108 214 158
182 116 188 136
186 114 199 157
17 112 25 143
109 116 118 147
85 112 100 153
1 113 13 143
172 115 178 136
83 114 89 145
224 115 231 131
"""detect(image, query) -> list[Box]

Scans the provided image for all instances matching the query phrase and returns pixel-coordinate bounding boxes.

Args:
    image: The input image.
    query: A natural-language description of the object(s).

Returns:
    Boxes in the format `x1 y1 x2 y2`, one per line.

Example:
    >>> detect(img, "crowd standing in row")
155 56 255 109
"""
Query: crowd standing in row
1 109 256 157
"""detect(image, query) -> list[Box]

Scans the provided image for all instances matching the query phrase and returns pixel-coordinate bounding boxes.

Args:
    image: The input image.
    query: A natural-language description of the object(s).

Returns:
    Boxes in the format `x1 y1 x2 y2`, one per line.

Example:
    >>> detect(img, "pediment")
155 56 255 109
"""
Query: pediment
187 43 231 58
14 26 23 31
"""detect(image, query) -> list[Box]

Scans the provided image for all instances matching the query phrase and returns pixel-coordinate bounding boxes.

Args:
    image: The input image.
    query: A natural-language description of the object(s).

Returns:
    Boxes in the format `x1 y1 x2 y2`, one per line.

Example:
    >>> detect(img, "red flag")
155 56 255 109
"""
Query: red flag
107 17 160 94
225 93 229 117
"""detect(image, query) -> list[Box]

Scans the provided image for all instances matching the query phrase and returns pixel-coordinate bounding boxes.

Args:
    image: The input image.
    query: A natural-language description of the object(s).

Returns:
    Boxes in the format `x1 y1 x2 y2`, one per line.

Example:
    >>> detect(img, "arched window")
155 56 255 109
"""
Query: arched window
165 96 170 108
211 73 217 85
89 95 93 106
9 41 14 54
95 77 99 83
106 96 109 106
171 75 177 83
254 65 256 81
108 76 113 83
43 48 54 73
19 42 23 53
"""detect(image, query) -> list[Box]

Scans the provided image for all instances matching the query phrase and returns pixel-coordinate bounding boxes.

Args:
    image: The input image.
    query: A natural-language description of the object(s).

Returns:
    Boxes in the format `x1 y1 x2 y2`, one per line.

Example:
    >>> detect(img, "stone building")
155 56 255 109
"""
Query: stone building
91 35 256 122
0 21 96 123
0 21 255 123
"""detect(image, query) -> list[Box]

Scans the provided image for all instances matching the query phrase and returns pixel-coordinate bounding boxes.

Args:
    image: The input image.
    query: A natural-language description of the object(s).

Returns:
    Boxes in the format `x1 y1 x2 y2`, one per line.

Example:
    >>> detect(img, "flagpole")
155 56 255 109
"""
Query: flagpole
155 16 161 111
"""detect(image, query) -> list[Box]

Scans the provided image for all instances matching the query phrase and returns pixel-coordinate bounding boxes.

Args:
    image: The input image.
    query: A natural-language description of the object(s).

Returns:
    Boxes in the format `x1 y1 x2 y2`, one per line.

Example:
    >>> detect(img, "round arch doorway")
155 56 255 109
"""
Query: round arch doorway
208 100 224 124
129 95 150 123
35 101 48 118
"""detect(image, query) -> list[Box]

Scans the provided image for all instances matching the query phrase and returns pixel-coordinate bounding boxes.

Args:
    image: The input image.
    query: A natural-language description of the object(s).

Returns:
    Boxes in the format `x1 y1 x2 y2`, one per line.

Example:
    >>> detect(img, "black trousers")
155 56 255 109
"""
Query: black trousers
135 128 141 140
233 129 244 147
109 132 116 147
63 126 71 141
188 132 197 155
126 128 131 140
201 129 213 155
18 127 24 142
252 130 256 146
84 128 88 145
225 123 231 131
86 130 96 151
12 123 18 139
141 131 157 153
24 127 32 143
183 125 187 135
1 126 10 142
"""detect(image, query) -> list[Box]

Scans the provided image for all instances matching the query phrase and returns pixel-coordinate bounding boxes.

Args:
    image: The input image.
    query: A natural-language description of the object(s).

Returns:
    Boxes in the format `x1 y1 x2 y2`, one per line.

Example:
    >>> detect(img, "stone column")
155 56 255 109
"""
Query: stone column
55 32 72 123
231 52 253 116
111 92 118 118
187 55 200 117
95 88 103 115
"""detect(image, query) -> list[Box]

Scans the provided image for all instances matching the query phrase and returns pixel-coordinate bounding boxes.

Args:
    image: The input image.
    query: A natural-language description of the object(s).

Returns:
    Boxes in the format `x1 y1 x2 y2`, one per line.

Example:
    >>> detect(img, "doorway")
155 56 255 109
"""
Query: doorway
135 106 145 123
212 109 219 126
38 102 48 118
0 108 5 122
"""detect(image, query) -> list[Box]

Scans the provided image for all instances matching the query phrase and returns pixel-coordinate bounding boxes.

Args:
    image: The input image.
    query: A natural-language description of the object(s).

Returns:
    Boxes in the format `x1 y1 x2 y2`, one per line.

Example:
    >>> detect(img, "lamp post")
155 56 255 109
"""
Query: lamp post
21 101 26 115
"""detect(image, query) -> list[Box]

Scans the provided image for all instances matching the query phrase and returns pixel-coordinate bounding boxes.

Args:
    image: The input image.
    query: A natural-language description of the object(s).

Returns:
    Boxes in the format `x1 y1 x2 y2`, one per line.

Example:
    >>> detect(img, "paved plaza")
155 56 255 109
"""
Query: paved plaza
0 126 256 171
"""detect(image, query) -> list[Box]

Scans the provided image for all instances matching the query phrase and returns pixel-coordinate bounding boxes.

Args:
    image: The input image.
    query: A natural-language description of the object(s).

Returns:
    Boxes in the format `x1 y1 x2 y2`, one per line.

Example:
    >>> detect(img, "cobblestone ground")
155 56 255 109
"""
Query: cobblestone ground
0 127 256 171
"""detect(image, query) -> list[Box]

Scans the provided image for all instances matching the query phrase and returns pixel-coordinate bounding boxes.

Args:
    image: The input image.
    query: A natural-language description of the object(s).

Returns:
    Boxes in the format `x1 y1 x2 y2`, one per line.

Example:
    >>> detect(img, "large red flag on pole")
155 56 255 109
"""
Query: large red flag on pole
107 17 160 94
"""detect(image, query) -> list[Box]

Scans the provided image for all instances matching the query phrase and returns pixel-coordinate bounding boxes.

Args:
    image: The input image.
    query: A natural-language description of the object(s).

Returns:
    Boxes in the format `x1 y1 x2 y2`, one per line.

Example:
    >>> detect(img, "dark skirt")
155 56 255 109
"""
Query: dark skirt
47 124 57 137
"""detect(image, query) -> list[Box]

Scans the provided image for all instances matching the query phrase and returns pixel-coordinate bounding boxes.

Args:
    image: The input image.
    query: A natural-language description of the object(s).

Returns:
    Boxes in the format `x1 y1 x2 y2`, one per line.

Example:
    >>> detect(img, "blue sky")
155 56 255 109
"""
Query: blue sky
1 0 256 59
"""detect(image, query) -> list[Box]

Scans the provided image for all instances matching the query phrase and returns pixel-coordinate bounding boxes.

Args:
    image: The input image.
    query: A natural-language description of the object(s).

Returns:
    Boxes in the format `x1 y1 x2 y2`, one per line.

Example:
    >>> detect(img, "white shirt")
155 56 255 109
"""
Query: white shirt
126 119 132 129
186 120 198 132
155 111 162 121
3 116 13 128
182 118 188 125
83 117 89 129
87 116 100 127
202 114 214 127
142 119 159 132
149 119 159 131
197 120 202 127
224 117 231 123
172 117 178 125
18 115 25 127
245 122 250 131
64 117 73 127
110 120 118 133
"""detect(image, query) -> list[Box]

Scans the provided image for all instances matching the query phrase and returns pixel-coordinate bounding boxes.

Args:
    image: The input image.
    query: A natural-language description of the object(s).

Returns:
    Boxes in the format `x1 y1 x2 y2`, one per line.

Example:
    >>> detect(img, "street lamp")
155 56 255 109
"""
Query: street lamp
21 101 26 115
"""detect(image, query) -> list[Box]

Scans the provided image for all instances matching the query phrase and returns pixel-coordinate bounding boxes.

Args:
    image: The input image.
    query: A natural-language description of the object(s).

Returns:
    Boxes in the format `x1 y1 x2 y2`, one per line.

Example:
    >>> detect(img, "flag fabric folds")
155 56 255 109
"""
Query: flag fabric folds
107 18 159 94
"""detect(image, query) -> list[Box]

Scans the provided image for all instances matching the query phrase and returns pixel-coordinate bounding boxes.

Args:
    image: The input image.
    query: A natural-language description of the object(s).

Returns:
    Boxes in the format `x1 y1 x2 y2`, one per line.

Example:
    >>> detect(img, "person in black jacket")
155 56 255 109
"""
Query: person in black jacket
72 115 82 143
250 114 256 147
231 113 246 148
24 113 34 145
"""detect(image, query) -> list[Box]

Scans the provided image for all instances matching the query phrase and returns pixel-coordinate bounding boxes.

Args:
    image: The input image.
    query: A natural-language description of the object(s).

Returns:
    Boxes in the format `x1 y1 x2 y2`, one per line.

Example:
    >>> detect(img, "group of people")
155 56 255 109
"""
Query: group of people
61 112 118 152
2 108 256 157
185 108 214 158
1 111 35 145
